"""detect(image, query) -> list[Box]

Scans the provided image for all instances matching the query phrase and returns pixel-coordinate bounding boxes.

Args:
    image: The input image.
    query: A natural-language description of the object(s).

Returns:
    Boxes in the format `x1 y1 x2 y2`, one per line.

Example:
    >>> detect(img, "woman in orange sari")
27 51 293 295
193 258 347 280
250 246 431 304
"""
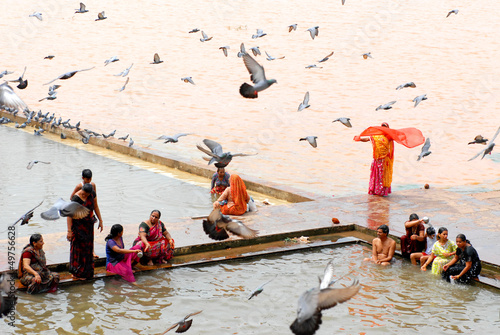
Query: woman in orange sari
213 174 250 215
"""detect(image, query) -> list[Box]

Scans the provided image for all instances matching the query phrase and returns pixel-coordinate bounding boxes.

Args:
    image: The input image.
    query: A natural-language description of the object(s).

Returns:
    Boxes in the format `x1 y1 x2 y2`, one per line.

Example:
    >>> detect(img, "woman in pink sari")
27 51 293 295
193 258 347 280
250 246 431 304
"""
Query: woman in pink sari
131 210 174 266
105 224 142 284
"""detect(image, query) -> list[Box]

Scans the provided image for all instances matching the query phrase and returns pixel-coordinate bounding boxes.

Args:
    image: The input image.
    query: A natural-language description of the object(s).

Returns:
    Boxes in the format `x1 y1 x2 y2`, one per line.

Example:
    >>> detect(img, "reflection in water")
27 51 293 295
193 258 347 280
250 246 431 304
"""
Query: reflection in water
366 196 390 230
6 246 499 334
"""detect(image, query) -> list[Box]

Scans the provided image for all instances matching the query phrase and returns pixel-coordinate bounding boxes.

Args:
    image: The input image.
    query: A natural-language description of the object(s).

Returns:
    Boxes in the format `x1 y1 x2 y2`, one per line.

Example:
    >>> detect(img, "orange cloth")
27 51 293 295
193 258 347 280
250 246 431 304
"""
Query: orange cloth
221 174 249 216
371 135 394 187
354 126 425 148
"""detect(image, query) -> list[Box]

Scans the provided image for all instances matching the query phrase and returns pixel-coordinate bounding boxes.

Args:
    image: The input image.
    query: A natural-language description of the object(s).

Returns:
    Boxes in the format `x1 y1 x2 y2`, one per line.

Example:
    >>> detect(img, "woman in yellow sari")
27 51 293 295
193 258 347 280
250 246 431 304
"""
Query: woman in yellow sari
213 174 250 215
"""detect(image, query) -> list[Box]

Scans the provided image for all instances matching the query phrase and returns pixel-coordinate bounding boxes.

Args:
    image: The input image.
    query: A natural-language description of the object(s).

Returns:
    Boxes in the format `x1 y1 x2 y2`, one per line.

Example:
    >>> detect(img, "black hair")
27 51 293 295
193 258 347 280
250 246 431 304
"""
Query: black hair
378 224 389 235
426 227 435 236
437 227 448 240
409 213 419 221
105 224 123 241
151 209 161 218
82 169 92 179
82 183 93 194
29 233 42 246
217 167 225 173
456 233 471 245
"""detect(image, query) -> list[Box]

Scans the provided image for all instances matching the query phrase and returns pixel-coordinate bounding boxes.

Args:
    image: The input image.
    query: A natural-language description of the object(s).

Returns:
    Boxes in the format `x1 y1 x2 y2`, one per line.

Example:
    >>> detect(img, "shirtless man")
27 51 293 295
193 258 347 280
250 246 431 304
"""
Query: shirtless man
364 225 396 266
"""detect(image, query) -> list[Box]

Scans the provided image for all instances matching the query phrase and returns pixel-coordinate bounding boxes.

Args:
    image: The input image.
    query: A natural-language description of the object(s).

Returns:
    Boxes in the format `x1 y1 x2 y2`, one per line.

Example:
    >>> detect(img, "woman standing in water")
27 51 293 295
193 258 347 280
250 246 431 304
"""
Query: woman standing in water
421 227 456 275
442 234 481 284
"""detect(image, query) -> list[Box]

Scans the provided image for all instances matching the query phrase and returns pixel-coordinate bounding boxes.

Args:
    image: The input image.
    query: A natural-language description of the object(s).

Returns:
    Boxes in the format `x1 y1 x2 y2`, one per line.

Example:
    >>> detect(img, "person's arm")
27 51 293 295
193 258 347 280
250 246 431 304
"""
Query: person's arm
22 258 41 283
210 174 216 190
161 223 174 246
443 255 459 272
214 188 229 208
139 231 151 251
411 229 425 242
358 137 370 142
110 245 140 255
405 219 423 229
451 261 472 280
379 241 396 263
67 217 73 241
93 196 103 232
70 184 81 198
371 239 379 263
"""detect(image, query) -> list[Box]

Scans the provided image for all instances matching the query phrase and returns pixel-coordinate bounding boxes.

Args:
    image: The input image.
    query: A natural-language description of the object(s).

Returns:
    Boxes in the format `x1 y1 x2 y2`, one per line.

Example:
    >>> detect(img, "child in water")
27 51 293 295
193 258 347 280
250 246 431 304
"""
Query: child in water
411 226 436 266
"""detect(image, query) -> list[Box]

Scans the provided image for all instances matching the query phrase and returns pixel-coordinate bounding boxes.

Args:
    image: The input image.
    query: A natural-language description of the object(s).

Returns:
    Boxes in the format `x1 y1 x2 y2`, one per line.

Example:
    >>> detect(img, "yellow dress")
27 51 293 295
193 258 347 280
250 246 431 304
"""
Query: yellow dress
431 240 457 275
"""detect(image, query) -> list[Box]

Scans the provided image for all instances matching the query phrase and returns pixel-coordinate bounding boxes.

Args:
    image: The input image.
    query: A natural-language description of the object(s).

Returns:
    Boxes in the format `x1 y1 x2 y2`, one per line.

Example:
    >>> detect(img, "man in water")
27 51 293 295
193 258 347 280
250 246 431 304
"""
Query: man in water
364 224 396 266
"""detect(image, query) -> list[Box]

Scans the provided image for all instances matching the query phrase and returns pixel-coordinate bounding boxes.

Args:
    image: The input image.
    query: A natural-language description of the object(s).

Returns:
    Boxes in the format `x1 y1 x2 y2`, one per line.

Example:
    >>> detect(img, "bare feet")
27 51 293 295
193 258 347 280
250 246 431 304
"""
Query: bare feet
147 261 154 266
93 253 99 259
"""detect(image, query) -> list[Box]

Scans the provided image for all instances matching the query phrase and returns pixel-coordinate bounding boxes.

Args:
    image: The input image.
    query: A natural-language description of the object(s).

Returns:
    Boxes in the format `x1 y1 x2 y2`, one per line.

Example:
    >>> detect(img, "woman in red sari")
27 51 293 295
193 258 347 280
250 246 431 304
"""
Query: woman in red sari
213 174 250 215
131 210 174 266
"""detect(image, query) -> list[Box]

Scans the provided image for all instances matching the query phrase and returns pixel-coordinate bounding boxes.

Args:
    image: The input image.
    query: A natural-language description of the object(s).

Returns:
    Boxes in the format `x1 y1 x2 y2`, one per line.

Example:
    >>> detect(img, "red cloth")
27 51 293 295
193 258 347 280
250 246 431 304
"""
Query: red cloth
354 126 425 148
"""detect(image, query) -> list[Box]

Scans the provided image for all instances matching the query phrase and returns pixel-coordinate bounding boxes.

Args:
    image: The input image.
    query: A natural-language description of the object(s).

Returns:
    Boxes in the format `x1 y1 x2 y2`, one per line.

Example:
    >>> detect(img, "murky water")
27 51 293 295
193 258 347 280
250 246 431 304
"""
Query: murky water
5 245 500 334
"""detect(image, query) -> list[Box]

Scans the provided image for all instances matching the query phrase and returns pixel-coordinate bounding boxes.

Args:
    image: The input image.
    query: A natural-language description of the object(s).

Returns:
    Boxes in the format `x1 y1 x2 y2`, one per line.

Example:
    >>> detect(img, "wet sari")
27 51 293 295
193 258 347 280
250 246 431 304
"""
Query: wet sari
106 238 136 283
220 174 249 215
431 240 457 275
19 245 59 294
132 221 174 265
369 135 394 196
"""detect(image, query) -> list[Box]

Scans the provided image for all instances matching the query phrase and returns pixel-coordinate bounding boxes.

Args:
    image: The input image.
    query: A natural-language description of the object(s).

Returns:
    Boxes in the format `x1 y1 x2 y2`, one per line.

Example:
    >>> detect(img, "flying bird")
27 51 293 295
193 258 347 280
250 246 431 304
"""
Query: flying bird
114 63 133 77
201 209 258 241
158 133 192 143
102 130 116 138
332 117 352 128
362 52 372 59
29 12 43 21
237 43 246 58
239 53 277 99
318 52 334 63
104 56 119 66
44 55 55 60
300 136 318 148
252 29 267 39
39 91 57 102
27 160 50 170
298 92 310 111
248 277 276 300
188 28 200 33
118 134 129 141
288 24 297 32
290 260 361 335
95 11 107 21
307 26 319 40
396 82 416 90
250 46 261 56
219 46 230 57
75 2 88 13
181 77 195 85
0 83 28 111
196 139 257 168
44 67 95 85
162 311 202 334
199 31 212 42
305 64 322 69
40 198 90 220
413 94 427 107
265 51 285 61
468 126 500 161
468 135 488 145
0 70 14 78
417 138 431 161
375 101 396 111
446 9 459 18
7 66 28 89
117 77 130 92
151 53 163 64
11 201 44 227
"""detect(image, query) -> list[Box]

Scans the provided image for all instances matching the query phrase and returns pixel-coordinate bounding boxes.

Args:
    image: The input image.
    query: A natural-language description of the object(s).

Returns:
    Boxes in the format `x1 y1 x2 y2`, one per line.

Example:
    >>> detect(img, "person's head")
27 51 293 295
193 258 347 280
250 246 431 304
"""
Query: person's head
437 227 448 242
82 169 92 183
381 122 390 128
105 224 124 241
217 167 226 178
409 213 419 221
82 183 93 194
29 233 44 249
456 234 470 249
150 209 161 223
426 227 436 238
377 224 389 238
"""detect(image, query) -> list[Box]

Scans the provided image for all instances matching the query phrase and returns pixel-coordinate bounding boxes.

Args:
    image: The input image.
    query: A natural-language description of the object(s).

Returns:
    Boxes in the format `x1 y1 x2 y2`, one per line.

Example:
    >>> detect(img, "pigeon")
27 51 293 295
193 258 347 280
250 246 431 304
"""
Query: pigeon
332 117 352 128
468 126 500 161
162 311 202 334
48 85 61 95
265 51 285 61
34 128 44 136
362 52 372 59
252 29 267 39
29 12 43 21
239 53 277 99
0 70 14 78
300 136 318 148
396 82 416 90
219 46 230 57
78 130 91 144
117 77 130 92
417 138 431 161
75 2 88 13
248 277 276 300
44 67 95 85
16 122 27 128
95 11 107 21
290 260 361 335
60 133 67 139
188 28 200 33
446 9 459 18
44 55 55 60
237 43 247 58
342 0 346 5
151 53 163 64
102 130 116 138
129 138 134 147
0 83 28 111
307 26 319 40
196 139 257 168
305 65 322 69
413 94 427 107
114 63 133 77
375 101 396 111
288 24 297 32
318 52 334 63
199 31 212 42
27 160 50 170
298 92 310 111
7 66 28 89
202 209 258 241
468 135 488 145
158 133 192 143
250 46 261 56
40 198 90 220
118 134 129 141
11 201 44 226
39 91 57 102
181 77 195 85
104 56 119 66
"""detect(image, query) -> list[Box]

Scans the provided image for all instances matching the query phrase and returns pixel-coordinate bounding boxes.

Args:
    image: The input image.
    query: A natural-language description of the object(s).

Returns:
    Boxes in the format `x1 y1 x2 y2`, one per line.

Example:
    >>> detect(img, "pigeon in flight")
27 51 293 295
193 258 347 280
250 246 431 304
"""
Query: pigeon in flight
239 53 277 99
446 9 459 18
11 201 44 227
162 311 202 334
298 92 310 111
413 94 427 107
199 31 212 42
29 12 43 21
27 160 50 170
252 29 267 39
158 133 192 143
181 77 195 85
468 135 488 145
44 55 55 60
332 117 352 128
151 53 163 64
117 77 129 92
468 126 500 161
417 138 431 161
201 209 258 241
375 101 396 111
288 24 297 32
114 63 133 77
307 26 319 40
118 134 129 141
237 43 246 58
102 130 116 138
318 52 334 63
265 51 285 61
0 70 14 78
40 198 90 220
248 277 276 300
305 64 322 69
396 82 416 90
196 139 257 168
75 2 88 13
104 56 119 66
0 83 28 111
95 11 107 21
219 46 230 57
362 52 372 59
300 136 318 148
44 67 95 85
39 91 57 102
250 46 261 56
7 66 28 89
290 260 361 335
188 28 200 33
